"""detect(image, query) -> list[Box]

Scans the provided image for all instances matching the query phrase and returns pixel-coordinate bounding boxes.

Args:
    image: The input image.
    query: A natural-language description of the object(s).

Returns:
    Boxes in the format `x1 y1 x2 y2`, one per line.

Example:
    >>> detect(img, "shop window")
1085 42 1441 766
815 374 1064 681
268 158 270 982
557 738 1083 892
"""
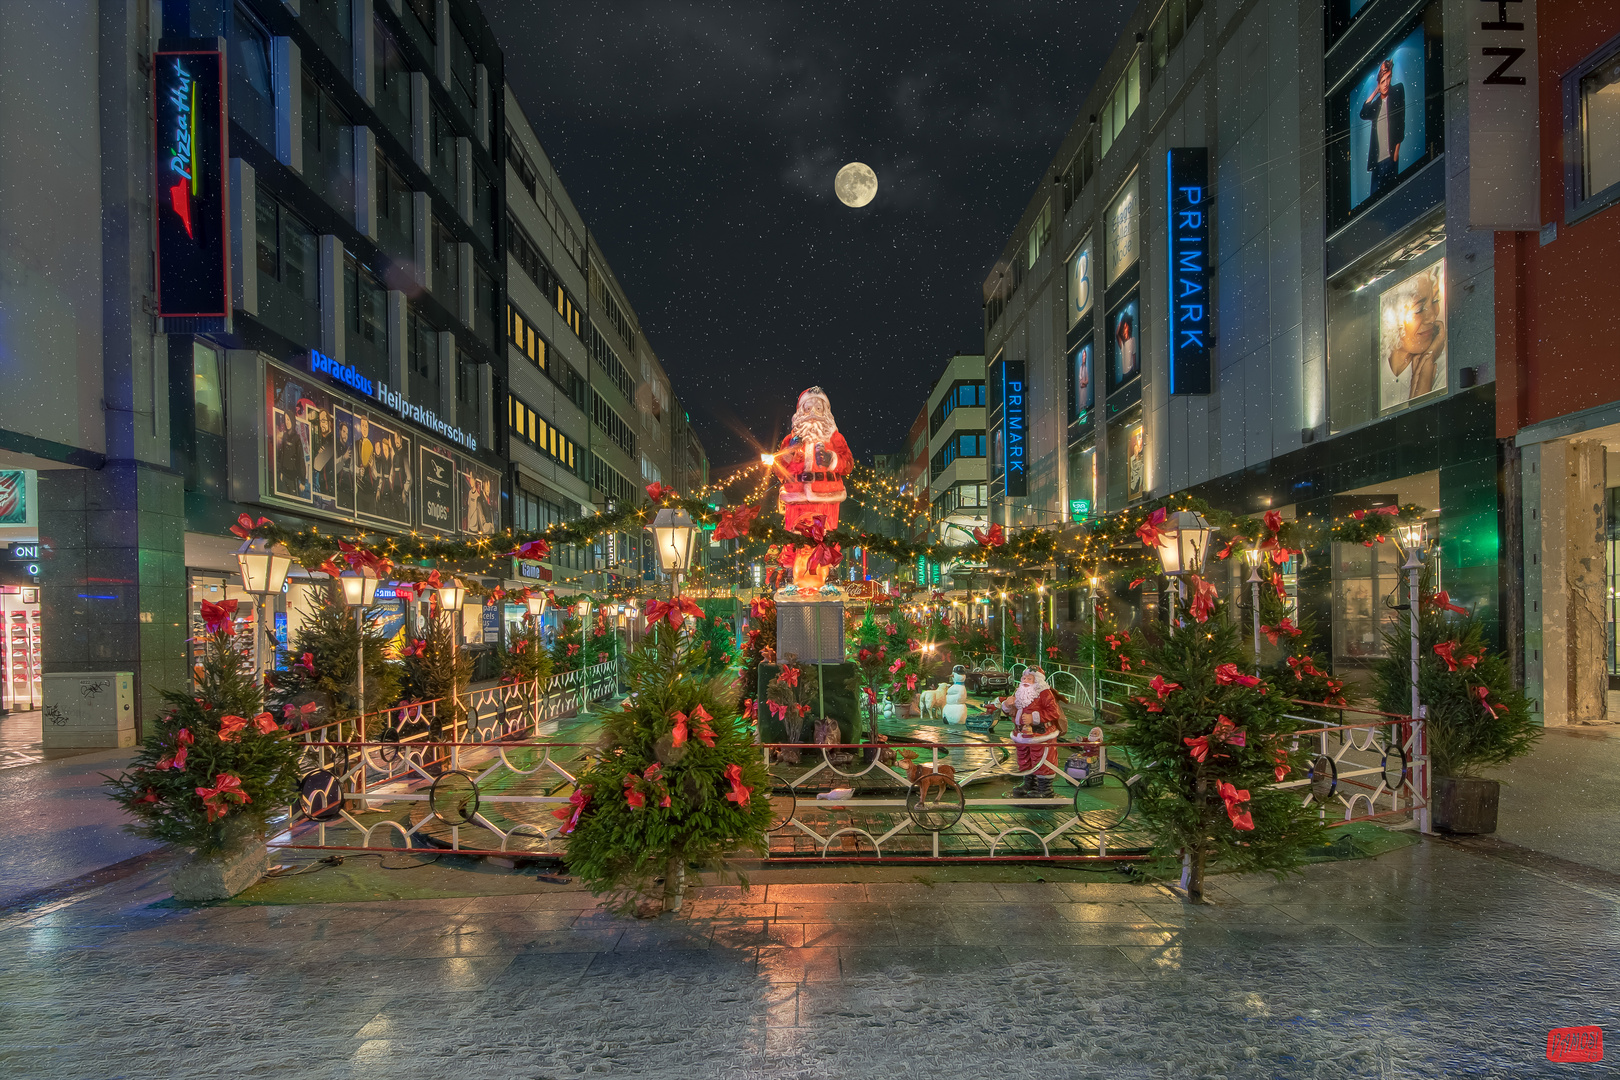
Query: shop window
1569 44 1620 220
1106 408 1146 507
229 4 274 148
193 343 225 435
1067 442 1097 519
1325 211 1447 435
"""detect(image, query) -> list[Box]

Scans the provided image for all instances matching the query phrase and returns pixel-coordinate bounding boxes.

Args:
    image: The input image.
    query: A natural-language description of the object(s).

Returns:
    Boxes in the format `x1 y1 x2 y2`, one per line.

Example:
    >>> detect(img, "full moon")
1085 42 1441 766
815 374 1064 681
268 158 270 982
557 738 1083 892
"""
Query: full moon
834 162 878 208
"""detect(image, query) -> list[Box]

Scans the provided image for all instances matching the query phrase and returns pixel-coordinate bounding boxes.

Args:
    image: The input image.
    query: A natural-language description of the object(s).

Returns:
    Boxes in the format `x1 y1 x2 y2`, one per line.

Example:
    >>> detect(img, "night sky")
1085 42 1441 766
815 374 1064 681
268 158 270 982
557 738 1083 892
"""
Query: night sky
486 1 1137 473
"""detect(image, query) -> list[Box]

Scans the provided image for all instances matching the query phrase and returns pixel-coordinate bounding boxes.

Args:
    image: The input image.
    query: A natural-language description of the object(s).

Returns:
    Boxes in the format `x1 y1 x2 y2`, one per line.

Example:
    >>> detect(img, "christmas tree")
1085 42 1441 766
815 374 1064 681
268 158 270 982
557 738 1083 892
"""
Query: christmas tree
398 605 473 737
560 623 773 914
107 624 304 855
738 596 777 723
268 586 400 723
691 607 738 680
501 614 554 687
1113 612 1329 900
1251 571 1350 721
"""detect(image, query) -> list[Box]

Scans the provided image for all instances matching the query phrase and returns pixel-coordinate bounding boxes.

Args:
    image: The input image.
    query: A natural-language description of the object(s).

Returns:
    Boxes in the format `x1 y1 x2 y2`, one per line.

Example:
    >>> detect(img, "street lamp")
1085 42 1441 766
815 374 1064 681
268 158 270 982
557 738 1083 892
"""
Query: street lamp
436 577 466 612
524 589 548 676
339 570 378 723
235 538 292 680
1153 509 1212 627
1245 545 1266 672
647 507 698 596
1398 520 1429 724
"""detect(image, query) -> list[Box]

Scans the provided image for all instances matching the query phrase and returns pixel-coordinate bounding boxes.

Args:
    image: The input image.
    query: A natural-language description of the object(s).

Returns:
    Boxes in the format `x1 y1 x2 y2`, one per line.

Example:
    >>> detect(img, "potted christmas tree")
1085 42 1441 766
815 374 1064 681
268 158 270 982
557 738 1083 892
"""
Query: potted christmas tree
106 620 304 900
558 622 773 915
1374 596 1537 833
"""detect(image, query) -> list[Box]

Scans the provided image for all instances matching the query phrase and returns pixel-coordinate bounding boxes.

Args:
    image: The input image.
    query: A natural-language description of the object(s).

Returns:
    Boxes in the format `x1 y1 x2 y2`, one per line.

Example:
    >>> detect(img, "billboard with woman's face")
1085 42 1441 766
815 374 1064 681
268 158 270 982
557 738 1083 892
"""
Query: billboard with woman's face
1071 341 1094 419
1108 294 1141 392
1378 260 1447 413
1348 26 1427 214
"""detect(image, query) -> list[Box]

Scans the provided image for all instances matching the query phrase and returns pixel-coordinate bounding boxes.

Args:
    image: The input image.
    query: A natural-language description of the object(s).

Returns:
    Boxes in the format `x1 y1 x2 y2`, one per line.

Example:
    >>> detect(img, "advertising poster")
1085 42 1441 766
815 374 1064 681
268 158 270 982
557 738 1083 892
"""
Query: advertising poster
419 446 456 533
1067 238 1093 327
1108 294 1141 390
0 471 26 525
1349 26 1426 213
1071 341 1094 419
353 413 414 529
458 461 498 536
1106 176 1139 285
1126 422 1147 502
267 367 315 504
1378 260 1447 413
333 409 356 513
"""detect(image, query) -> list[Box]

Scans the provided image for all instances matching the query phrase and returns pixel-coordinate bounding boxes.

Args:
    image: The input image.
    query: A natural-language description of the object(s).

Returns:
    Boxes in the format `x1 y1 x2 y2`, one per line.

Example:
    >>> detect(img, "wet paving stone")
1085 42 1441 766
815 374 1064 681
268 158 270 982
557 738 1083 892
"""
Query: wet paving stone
0 840 1617 1078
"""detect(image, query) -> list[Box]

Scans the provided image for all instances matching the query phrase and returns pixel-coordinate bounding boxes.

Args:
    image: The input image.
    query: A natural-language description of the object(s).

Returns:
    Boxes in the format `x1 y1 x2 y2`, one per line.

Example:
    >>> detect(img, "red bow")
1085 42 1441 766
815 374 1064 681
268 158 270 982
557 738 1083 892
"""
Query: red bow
1215 538 1237 561
644 596 703 629
1188 574 1218 624
1215 663 1264 689
1136 507 1169 549
567 643 580 656
318 558 344 578
1273 747 1292 783
723 763 753 806
1477 685 1504 718
1184 715 1245 762
1261 618 1301 645
645 482 676 502
1129 577 1146 589
411 570 444 598
1286 654 1326 681
1150 676 1180 700
670 705 717 748
297 652 316 675
155 727 193 770
905 673 917 691
1424 591 1468 616
401 639 427 658
888 657 905 674
283 702 319 729
713 504 760 541
228 513 273 539
1219 780 1255 831
196 773 251 822
777 666 801 688
217 714 248 741
768 701 788 723
971 523 1006 547
795 517 842 570
742 698 758 721
1263 509 1283 536
1135 695 1164 714
512 539 552 560
552 787 590 834
200 598 239 635
1271 572 1287 602
134 788 161 805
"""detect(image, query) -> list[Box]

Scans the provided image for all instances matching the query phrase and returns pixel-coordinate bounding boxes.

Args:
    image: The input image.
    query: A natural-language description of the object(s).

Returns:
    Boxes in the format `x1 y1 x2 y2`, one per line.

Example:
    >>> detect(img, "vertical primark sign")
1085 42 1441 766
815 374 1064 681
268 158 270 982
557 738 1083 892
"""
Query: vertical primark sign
1002 359 1027 497
1166 148 1211 395
154 48 229 319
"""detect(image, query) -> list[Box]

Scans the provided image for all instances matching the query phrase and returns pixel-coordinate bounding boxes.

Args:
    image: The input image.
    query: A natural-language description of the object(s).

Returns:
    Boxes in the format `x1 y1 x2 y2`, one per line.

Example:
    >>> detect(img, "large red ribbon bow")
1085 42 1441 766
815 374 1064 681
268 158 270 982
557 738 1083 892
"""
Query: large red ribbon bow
971 523 1006 547
200 598 239 635
1424 591 1468 616
713 504 760 541
645 482 676 502
1184 715 1245 763
1477 685 1504 718
552 787 590 834
671 705 716 748
229 513 273 539
795 517 841 571
1135 507 1169 550
644 596 703 629
155 727 194 770
1219 780 1255 831
1261 618 1301 645
512 539 552 560
196 773 251 822
723 763 753 806
297 652 316 675
1215 663 1264 690
411 570 444 598
777 666 801 688
1188 574 1218 624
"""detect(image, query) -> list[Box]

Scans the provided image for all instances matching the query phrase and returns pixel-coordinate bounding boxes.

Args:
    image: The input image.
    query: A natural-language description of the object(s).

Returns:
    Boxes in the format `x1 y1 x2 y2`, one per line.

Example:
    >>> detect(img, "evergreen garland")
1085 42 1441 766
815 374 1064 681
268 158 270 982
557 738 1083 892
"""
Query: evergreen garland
560 625 773 914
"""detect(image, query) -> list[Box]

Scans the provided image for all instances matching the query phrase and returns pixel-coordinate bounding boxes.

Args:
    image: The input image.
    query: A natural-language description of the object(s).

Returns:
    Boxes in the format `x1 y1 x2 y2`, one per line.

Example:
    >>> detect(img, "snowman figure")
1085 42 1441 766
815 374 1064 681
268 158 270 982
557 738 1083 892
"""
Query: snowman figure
942 666 969 725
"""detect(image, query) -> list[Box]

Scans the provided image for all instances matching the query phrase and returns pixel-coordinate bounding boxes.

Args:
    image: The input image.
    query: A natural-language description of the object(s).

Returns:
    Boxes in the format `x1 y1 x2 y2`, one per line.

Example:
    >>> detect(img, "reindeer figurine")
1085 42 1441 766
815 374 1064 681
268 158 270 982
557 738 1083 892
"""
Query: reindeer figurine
901 749 957 802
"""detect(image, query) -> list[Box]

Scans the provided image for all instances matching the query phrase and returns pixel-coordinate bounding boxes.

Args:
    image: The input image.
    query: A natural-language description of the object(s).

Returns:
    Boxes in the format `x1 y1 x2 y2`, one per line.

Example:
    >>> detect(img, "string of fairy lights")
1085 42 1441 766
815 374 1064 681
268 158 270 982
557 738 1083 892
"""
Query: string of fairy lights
240 461 1434 612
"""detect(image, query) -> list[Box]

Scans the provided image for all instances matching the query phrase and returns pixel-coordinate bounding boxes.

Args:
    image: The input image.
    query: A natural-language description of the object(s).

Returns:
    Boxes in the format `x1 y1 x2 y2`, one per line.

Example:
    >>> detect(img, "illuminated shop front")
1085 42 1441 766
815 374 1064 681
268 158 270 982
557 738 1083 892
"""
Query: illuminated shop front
0 471 41 713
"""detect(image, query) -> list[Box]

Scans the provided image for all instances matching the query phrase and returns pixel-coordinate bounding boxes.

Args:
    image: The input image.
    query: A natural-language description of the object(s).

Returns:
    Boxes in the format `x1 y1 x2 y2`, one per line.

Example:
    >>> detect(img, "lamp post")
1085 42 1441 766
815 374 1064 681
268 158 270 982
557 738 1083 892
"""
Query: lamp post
1398 521 1428 723
999 590 1008 669
1153 509 1213 629
1089 575 1100 714
339 570 379 723
647 507 699 598
236 537 293 682
526 589 548 670
1245 545 1265 673
1037 583 1046 664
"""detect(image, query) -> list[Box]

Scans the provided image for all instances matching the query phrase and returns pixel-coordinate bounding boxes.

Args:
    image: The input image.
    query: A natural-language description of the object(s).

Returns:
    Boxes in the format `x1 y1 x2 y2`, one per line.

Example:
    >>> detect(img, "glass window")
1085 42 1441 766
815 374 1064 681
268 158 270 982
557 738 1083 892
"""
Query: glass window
1106 408 1146 507
345 253 389 384
448 17 476 120
1325 211 1447 434
430 103 458 202
1580 52 1620 205
1100 55 1141 159
375 152 414 262
255 191 319 344
473 263 494 344
193 343 225 435
455 348 480 431
302 69 354 219
471 165 494 246
431 215 460 313
255 191 279 279
229 4 274 147
401 0 436 59
408 306 441 408
373 16 412 142
301 0 353 73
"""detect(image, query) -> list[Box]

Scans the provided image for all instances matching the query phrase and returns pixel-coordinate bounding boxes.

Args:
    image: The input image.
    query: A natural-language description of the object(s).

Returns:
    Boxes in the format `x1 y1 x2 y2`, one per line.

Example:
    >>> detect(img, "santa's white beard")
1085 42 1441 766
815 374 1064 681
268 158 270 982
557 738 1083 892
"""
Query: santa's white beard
1014 682 1041 710
793 416 836 444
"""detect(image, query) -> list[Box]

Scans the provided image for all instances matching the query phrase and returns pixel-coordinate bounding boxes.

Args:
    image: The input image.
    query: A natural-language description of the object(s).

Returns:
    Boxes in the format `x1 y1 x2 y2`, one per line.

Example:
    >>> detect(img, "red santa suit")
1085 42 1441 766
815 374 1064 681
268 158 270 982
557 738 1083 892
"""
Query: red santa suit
999 673 1067 778
776 428 852 533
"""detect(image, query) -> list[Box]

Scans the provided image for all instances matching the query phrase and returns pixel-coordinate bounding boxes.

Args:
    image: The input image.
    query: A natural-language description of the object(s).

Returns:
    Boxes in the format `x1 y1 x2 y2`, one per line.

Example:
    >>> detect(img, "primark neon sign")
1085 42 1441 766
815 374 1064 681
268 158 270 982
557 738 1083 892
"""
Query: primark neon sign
307 350 478 452
1167 147 1212 395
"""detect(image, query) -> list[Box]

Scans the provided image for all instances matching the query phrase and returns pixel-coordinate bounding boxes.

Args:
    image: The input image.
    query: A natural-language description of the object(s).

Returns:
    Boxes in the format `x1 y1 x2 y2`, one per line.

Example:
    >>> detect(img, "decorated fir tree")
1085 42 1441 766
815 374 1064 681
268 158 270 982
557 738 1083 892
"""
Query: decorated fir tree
398 606 473 737
107 624 303 856
1113 614 1329 900
559 624 773 914
501 614 554 687
1251 572 1351 720
1373 594 1537 778
738 595 777 721
692 608 738 680
549 613 586 676
268 585 400 723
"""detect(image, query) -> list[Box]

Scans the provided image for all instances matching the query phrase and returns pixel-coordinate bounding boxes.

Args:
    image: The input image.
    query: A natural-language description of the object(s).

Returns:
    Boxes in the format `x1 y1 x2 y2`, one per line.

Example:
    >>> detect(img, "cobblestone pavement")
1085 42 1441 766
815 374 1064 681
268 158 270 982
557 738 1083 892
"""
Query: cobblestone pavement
2 841 1617 1080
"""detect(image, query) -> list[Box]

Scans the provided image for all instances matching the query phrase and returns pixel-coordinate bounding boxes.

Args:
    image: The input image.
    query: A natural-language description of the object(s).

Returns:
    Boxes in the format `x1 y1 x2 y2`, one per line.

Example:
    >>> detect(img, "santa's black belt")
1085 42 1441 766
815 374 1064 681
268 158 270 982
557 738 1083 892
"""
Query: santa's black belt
797 472 833 482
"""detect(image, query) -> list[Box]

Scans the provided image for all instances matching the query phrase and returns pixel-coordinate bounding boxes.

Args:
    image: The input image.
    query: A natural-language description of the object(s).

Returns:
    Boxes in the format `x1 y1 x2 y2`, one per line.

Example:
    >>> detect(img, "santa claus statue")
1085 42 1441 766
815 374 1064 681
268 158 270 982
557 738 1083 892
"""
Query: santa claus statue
773 386 852 593
996 667 1068 799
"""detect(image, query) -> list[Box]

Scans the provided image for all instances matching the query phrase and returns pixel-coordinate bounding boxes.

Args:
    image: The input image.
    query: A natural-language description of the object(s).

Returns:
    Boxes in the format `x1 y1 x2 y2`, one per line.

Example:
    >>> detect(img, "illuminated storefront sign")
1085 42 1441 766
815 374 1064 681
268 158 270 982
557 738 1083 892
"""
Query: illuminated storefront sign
309 350 374 396
1069 499 1091 522
306 350 477 452
1167 147 1212 395
154 50 228 318
1001 359 1027 497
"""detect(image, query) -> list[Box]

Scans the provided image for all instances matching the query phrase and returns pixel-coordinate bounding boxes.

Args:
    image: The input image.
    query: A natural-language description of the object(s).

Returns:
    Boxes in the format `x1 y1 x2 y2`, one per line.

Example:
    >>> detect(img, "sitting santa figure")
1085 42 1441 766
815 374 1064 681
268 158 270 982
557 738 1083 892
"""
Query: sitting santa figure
774 386 853 592
997 667 1068 799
